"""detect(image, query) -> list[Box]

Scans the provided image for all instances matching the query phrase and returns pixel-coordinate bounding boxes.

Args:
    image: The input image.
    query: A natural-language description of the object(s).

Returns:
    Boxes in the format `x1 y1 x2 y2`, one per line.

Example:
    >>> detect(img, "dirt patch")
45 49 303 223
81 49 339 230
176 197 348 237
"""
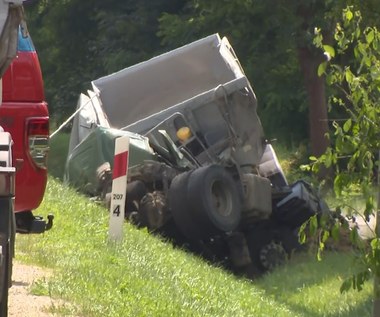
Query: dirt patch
9 261 57 317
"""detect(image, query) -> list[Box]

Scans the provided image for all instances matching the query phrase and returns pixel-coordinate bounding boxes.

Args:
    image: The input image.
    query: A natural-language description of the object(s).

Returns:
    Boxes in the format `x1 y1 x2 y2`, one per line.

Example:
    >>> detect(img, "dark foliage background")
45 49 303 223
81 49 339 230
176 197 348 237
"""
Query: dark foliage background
24 0 379 146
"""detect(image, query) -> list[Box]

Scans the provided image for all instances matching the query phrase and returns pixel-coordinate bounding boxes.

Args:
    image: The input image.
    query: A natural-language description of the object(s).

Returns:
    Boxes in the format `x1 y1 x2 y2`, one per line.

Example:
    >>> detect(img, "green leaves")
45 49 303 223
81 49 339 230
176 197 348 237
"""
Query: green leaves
312 5 380 296
318 46 335 76
323 45 336 58
344 67 354 84
318 61 327 76
344 8 353 22
309 215 318 237
340 270 371 293
366 29 375 44
343 119 352 132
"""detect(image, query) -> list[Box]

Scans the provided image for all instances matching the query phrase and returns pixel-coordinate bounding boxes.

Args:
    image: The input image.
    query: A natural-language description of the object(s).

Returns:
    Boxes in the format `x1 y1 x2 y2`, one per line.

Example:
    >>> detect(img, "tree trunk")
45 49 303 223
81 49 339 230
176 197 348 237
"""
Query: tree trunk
297 46 329 158
296 4 330 175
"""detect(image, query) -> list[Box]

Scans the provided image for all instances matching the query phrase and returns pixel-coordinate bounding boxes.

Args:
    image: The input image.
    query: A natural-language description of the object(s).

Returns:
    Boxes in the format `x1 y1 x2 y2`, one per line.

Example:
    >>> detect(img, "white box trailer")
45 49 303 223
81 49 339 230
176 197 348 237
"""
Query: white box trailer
92 34 246 128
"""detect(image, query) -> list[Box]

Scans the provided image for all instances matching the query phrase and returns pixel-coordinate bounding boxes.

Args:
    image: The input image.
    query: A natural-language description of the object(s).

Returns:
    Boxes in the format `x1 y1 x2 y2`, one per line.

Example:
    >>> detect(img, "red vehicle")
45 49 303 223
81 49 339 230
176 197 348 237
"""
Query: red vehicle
0 27 52 233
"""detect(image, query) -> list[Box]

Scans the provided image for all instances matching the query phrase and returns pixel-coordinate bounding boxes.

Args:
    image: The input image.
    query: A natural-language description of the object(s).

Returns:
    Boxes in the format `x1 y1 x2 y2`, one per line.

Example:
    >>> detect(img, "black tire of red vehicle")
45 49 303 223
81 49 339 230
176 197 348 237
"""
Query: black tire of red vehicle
0 239 10 316
0 201 13 317
187 165 241 234
0 139 14 316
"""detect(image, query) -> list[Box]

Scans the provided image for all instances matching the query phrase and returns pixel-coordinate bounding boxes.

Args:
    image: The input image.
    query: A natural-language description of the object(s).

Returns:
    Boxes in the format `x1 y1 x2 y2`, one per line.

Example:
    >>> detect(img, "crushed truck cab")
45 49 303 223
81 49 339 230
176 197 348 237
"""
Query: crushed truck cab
66 34 328 274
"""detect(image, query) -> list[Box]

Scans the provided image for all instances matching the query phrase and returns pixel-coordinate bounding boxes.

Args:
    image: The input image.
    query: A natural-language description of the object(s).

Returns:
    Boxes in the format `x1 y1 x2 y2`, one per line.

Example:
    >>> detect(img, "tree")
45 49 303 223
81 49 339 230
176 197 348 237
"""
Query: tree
158 0 353 154
312 7 380 315
25 0 184 120
24 0 378 151
25 0 101 119
295 2 332 158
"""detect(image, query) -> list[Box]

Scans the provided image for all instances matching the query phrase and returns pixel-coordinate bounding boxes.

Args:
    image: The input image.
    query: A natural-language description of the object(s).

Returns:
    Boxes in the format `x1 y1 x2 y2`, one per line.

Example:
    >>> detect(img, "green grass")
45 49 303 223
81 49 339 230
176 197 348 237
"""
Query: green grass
15 178 373 317
274 142 314 184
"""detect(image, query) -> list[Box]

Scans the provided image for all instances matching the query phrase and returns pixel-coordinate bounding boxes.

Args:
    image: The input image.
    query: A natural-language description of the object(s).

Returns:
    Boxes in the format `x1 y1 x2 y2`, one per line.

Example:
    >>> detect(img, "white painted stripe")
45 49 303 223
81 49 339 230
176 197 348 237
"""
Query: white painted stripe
109 136 130 241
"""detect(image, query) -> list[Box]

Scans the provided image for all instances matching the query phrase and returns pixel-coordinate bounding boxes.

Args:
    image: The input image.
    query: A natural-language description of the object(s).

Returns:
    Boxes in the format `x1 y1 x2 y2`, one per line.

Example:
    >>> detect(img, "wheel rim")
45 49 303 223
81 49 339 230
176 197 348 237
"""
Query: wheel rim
211 180 233 217
259 242 287 271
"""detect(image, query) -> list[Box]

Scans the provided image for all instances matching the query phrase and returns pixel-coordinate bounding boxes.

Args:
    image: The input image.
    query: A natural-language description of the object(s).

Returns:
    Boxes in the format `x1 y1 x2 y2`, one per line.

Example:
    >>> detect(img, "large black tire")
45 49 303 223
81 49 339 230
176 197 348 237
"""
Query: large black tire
187 165 241 234
169 170 208 240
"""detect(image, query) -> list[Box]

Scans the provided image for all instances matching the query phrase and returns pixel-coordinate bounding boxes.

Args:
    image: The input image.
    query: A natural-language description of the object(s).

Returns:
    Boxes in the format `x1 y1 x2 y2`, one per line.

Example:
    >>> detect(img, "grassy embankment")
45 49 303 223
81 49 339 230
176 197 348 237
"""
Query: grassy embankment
14 133 373 316
15 178 372 316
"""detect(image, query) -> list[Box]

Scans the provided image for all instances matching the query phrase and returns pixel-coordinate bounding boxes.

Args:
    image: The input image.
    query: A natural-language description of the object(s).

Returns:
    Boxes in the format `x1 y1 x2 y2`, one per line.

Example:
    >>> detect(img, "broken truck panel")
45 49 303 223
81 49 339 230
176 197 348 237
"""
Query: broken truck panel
67 91 110 156
65 127 156 196
125 77 266 169
65 33 328 275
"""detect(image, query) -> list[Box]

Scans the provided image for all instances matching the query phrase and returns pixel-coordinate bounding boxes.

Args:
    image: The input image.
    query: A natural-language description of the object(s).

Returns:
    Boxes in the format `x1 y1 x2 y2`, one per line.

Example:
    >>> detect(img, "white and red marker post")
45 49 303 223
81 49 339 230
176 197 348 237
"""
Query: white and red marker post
109 136 130 241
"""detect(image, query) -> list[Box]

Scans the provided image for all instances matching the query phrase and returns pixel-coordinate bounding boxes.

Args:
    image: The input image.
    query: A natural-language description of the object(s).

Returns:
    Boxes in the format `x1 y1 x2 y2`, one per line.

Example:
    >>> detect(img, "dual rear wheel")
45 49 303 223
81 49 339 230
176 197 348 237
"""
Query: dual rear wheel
169 165 242 241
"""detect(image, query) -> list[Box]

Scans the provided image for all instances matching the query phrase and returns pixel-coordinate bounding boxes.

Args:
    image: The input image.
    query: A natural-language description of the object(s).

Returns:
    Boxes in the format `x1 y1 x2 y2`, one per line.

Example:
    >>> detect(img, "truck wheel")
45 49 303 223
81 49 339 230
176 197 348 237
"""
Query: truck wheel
187 165 241 234
169 170 208 240
259 242 287 271
245 221 286 272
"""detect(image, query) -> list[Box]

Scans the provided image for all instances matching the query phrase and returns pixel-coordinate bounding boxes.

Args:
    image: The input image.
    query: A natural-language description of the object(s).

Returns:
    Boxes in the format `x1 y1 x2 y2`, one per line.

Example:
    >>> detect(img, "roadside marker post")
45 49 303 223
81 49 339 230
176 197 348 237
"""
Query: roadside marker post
109 136 130 241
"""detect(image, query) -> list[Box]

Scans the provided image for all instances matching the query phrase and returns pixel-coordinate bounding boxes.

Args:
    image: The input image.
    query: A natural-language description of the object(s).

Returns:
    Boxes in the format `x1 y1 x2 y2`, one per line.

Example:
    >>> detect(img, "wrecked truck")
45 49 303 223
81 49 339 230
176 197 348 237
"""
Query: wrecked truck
65 34 327 274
